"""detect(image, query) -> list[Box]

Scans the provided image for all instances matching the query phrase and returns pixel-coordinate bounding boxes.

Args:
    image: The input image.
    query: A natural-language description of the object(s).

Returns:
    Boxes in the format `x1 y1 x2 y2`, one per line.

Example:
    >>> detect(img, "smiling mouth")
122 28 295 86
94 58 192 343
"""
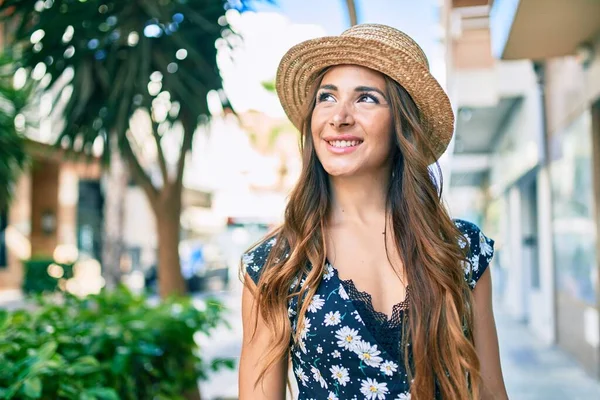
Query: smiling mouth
326 140 363 148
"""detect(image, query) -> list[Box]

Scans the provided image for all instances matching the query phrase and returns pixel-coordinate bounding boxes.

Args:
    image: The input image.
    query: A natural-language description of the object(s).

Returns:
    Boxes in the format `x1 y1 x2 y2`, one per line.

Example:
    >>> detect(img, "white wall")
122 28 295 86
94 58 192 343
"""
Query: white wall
529 166 556 344
452 60 535 109
505 186 526 320
123 187 157 270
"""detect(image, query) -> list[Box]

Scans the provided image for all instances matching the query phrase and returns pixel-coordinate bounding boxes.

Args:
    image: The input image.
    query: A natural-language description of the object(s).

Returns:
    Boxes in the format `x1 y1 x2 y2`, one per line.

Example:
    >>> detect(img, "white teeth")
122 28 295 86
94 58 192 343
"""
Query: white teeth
328 140 361 148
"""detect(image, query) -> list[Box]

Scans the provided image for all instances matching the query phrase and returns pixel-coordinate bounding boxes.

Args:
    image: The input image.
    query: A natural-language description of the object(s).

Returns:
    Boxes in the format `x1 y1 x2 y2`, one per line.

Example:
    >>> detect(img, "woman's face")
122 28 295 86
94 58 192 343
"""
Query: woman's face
311 65 394 178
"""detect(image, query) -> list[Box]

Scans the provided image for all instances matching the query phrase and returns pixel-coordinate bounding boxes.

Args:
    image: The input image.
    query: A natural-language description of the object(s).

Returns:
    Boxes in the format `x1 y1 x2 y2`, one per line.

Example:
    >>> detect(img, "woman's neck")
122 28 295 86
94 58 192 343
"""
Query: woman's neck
328 171 390 226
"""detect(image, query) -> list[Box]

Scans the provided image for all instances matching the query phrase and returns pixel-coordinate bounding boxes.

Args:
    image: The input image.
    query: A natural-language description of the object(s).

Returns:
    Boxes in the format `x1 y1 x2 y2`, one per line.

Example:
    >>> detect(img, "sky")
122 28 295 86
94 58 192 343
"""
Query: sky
256 0 443 59
217 0 446 117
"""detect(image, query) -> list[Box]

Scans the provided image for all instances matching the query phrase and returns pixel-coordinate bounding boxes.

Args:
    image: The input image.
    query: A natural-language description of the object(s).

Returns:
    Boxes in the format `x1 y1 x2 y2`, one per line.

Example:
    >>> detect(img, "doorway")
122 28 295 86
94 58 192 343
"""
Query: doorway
520 171 540 323
77 180 103 261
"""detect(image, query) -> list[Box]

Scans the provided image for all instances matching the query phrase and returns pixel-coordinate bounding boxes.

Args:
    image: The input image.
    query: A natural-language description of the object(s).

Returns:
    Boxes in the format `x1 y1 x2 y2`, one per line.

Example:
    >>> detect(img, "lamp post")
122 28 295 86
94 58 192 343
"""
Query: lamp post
345 0 358 26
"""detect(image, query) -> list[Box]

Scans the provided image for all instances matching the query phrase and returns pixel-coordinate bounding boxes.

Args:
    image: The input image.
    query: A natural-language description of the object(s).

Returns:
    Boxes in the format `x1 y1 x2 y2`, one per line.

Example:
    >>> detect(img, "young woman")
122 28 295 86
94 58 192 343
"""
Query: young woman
238 24 508 400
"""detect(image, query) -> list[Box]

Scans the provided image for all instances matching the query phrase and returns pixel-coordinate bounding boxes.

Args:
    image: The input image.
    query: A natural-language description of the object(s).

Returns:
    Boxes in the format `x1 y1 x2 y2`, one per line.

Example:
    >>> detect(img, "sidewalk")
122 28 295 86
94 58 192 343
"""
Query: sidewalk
195 289 244 400
495 305 600 399
0 289 25 311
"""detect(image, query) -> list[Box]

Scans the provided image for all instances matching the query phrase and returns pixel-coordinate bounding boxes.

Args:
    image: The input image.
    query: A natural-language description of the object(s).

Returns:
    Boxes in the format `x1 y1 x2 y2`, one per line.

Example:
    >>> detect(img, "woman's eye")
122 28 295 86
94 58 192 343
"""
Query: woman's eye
317 92 335 103
358 94 378 104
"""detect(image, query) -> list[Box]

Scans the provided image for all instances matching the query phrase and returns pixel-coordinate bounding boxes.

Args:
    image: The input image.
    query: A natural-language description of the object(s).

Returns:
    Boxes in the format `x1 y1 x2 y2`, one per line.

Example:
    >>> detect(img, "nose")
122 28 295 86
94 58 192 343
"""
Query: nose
329 103 355 129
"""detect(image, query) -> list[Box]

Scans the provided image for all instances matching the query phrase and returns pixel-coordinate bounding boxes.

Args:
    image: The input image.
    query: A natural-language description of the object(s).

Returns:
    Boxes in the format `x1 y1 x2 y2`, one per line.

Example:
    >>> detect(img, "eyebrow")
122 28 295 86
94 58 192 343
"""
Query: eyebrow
319 84 387 99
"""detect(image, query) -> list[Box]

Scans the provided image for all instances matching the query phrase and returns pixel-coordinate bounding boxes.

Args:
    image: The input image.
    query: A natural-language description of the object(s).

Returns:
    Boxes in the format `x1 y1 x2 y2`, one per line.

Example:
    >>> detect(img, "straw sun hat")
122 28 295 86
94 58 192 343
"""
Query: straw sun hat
275 23 454 162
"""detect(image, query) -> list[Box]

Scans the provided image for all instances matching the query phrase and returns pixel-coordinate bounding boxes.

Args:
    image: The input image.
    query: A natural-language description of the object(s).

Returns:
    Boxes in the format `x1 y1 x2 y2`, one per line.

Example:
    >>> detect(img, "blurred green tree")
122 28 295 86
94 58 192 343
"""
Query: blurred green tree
1 0 267 298
0 56 29 210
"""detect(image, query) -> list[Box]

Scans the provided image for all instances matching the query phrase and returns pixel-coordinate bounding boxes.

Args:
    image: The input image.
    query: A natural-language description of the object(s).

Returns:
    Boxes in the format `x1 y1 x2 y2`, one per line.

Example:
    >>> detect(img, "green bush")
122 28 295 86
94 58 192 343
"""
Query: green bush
0 286 234 399
22 259 74 294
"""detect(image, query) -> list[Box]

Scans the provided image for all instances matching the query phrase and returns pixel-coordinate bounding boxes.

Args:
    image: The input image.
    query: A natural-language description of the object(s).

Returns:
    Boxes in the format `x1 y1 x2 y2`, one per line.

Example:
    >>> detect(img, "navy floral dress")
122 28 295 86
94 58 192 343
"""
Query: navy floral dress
243 219 494 400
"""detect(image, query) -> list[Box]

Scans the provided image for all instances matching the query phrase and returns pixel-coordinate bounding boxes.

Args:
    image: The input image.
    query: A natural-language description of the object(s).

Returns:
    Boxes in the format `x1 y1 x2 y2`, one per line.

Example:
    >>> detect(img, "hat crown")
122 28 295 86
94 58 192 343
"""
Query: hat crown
341 23 430 70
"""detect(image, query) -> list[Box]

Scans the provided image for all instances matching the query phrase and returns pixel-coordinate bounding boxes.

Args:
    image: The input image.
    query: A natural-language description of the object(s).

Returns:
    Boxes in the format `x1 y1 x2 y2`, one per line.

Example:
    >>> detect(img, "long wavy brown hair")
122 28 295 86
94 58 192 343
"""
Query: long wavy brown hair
244 67 480 399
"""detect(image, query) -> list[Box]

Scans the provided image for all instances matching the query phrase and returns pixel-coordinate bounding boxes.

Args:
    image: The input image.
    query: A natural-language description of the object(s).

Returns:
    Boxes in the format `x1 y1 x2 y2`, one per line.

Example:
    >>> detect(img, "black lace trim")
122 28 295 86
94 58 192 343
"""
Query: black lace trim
340 278 409 362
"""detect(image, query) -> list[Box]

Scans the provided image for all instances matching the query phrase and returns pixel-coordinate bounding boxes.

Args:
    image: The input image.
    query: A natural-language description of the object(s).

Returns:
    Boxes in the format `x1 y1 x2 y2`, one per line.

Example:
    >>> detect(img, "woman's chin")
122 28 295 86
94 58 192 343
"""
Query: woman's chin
323 165 360 178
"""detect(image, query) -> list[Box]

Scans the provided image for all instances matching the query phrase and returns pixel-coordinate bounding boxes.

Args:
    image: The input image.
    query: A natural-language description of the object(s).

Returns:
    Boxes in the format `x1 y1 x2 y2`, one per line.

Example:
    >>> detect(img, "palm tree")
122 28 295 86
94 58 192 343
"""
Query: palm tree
0 55 29 210
0 129 26 210
1 0 267 297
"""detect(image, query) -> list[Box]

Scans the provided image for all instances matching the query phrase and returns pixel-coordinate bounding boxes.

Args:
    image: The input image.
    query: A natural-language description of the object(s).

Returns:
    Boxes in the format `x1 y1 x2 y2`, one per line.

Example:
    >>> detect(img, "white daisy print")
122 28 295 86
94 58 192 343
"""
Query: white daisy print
480 231 493 257
317 345 323 354
332 350 342 358
354 340 383 368
288 306 297 318
396 392 411 400
298 338 307 354
294 366 309 387
311 365 328 389
327 392 338 400
300 318 312 339
267 237 277 247
339 284 350 300
461 260 471 275
323 264 334 280
360 378 389 400
380 360 398 376
330 365 350 386
242 252 254 268
308 295 325 313
324 311 342 326
335 326 362 351
352 310 364 325
470 253 480 272
290 276 299 289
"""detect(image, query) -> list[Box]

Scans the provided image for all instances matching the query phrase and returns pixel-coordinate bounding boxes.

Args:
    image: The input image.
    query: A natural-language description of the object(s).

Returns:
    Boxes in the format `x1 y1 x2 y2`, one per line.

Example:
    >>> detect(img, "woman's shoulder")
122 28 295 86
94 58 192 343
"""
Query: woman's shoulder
452 218 493 246
452 218 481 236
242 234 283 284
452 218 495 289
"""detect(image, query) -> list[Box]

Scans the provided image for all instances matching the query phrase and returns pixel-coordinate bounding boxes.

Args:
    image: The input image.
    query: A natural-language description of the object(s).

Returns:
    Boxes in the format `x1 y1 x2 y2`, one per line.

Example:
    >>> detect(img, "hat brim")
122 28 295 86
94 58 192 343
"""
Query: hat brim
275 35 455 162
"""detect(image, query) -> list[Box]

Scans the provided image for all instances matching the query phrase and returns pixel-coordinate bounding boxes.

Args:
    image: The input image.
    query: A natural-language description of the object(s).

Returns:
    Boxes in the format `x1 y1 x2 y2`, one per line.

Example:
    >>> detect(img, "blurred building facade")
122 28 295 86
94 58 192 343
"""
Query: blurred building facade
0 141 103 290
444 0 600 379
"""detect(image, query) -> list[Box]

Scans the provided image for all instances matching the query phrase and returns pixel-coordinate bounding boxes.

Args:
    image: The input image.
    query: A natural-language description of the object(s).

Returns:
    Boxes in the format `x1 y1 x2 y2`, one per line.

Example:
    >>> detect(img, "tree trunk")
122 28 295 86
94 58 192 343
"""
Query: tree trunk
183 388 202 400
102 134 128 288
155 194 186 297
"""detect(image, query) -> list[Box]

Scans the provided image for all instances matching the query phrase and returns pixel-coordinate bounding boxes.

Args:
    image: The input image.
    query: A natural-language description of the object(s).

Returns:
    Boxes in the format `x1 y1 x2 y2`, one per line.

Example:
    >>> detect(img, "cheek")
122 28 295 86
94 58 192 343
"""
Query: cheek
363 113 394 147
310 109 327 141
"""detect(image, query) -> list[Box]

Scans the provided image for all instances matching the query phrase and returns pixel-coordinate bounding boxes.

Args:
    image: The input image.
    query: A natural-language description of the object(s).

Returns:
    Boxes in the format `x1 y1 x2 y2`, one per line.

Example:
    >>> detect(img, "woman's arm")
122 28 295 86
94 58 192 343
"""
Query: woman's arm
472 268 510 400
238 275 288 400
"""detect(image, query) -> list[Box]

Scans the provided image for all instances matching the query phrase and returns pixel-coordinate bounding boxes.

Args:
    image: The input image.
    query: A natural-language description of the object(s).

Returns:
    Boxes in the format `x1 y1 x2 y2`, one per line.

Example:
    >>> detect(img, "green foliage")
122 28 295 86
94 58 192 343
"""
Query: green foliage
261 79 276 93
0 286 233 399
0 129 26 210
0 55 30 209
0 0 265 160
22 258 74 294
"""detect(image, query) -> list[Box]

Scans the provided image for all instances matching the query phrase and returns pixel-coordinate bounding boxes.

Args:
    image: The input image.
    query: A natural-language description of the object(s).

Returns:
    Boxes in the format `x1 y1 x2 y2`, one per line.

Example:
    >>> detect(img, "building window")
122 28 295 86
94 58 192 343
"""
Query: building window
550 111 597 305
0 209 7 268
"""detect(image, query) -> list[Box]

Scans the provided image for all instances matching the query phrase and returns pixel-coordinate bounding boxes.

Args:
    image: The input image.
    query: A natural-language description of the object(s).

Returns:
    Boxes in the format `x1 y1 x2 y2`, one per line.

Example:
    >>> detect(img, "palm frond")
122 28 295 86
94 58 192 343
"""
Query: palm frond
0 55 30 208
1 0 273 162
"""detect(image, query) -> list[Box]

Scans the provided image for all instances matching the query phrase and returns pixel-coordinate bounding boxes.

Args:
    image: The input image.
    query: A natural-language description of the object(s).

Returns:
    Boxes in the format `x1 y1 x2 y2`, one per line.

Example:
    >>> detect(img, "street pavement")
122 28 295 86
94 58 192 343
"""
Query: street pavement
495 305 600 399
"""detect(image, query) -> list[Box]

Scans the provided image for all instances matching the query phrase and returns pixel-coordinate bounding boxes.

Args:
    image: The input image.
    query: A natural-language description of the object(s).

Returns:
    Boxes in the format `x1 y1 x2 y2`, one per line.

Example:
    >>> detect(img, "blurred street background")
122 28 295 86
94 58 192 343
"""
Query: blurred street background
1 0 600 399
